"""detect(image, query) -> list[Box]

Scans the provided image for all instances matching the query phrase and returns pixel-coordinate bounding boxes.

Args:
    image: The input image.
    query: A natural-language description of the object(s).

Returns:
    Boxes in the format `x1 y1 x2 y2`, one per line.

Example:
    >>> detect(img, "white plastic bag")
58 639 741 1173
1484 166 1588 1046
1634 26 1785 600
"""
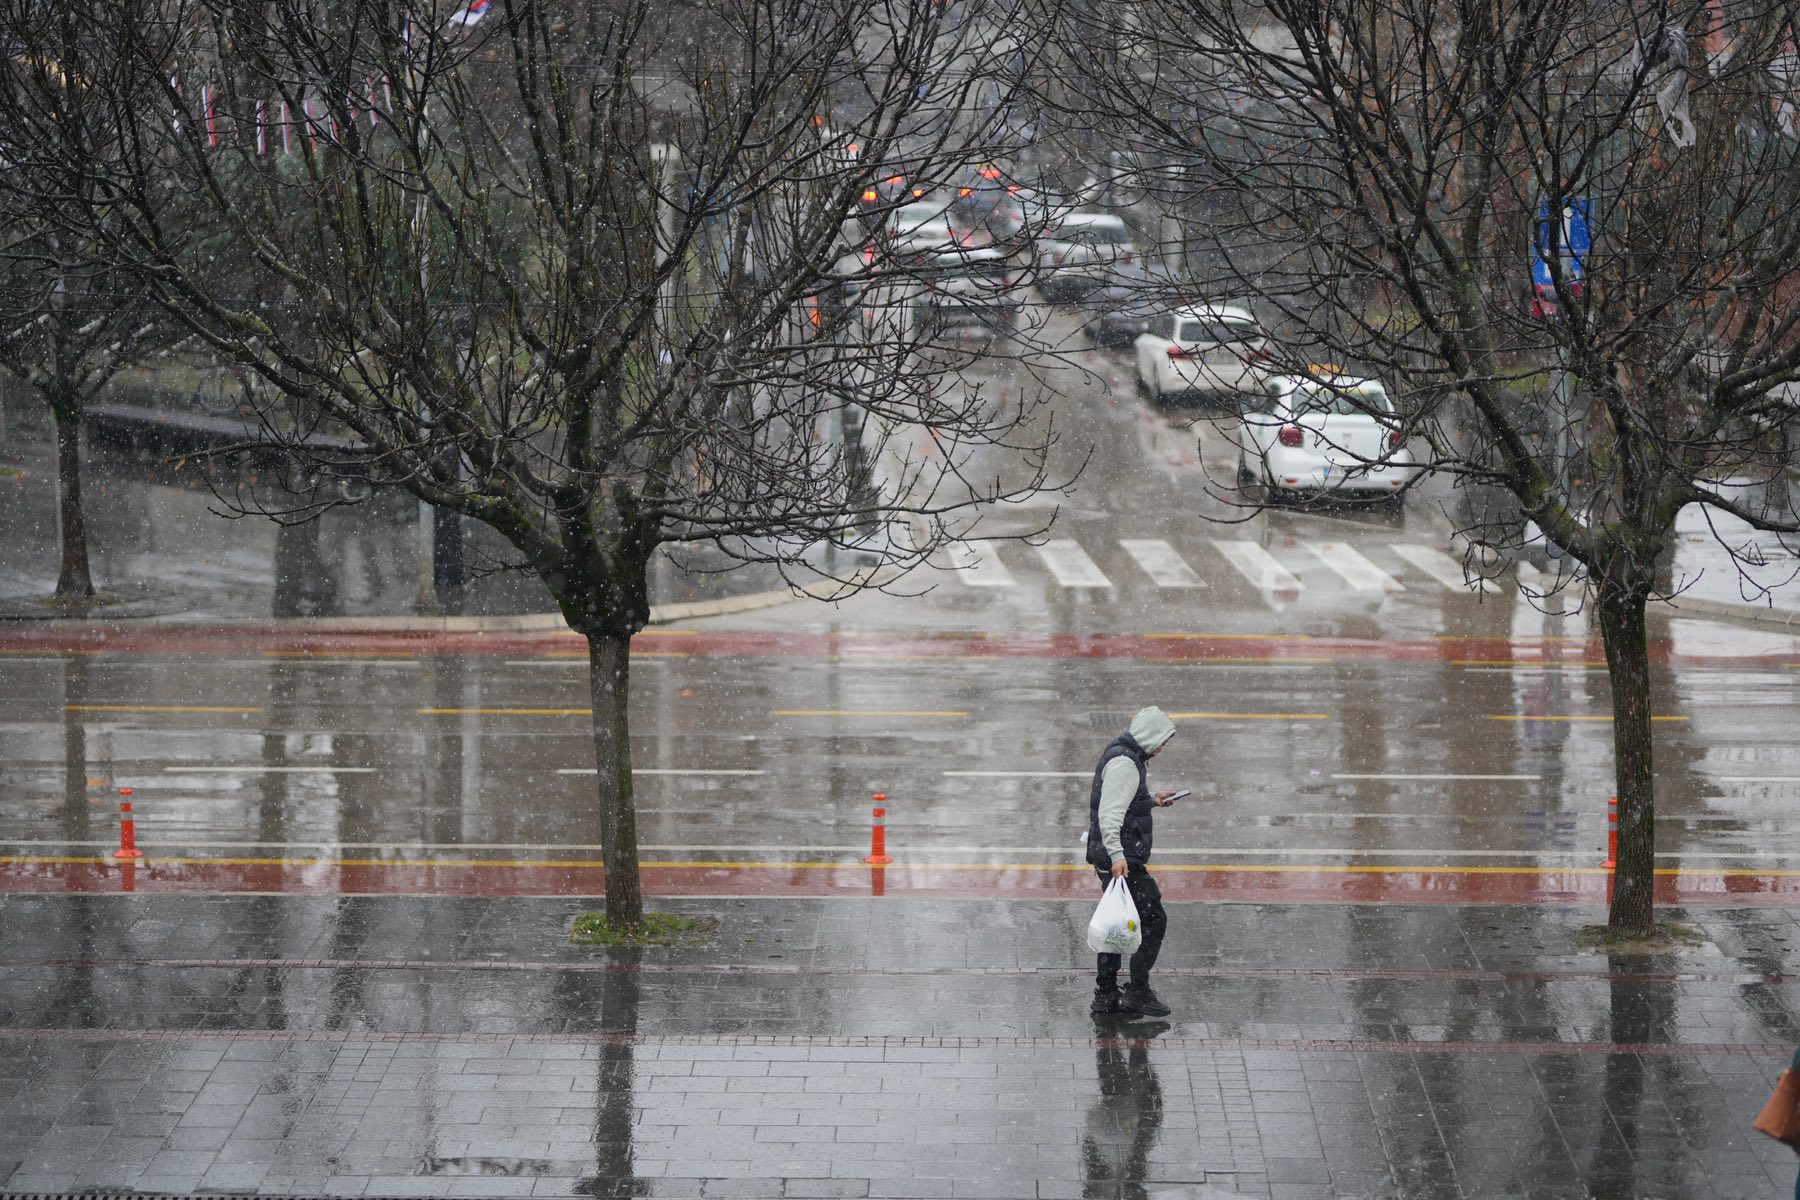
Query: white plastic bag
1086 876 1142 955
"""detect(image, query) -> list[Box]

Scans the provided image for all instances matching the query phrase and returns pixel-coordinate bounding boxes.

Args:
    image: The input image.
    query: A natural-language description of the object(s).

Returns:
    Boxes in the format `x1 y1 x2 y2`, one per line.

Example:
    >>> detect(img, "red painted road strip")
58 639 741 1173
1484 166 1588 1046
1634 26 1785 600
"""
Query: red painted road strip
5 859 1799 905
0 1026 1786 1057
2 624 1792 665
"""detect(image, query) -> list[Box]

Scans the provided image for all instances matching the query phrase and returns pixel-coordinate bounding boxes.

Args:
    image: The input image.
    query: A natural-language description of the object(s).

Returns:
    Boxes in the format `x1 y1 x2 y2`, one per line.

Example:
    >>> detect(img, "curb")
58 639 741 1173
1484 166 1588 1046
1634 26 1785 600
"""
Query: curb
0 568 892 635
1655 593 1800 629
1445 531 1800 631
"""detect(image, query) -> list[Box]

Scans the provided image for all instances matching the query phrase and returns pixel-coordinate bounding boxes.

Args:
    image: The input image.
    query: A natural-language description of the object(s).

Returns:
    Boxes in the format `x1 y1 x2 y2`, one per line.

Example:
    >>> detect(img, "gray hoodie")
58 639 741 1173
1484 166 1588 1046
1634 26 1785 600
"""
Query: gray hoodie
1096 706 1176 860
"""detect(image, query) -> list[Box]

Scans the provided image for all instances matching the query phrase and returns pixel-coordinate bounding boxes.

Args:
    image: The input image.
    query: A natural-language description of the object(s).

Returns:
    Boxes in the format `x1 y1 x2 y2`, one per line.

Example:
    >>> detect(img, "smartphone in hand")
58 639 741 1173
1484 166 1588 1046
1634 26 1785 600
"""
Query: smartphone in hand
1162 788 1192 806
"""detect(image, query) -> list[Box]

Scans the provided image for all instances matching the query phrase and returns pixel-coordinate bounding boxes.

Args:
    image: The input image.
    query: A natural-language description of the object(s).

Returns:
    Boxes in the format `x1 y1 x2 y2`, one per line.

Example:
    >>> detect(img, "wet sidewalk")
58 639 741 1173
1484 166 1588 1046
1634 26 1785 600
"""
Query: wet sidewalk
2 894 1797 1199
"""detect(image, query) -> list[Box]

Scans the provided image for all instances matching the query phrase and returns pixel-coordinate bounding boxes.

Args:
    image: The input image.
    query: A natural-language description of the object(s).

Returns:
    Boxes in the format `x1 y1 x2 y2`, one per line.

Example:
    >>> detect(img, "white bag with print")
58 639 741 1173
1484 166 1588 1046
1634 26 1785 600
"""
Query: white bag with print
1085 876 1142 954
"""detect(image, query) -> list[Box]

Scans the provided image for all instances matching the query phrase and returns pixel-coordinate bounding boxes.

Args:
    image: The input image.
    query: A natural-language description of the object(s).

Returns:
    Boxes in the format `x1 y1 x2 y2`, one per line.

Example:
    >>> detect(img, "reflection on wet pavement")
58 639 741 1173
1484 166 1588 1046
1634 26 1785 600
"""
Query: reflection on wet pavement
0 894 1797 1197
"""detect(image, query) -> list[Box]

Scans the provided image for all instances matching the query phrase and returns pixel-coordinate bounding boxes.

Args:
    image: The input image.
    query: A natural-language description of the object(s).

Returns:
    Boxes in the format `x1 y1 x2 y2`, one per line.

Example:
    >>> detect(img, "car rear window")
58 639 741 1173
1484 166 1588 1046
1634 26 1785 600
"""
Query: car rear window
1176 318 1260 344
1080 226 1133 245
1291 385 1391 416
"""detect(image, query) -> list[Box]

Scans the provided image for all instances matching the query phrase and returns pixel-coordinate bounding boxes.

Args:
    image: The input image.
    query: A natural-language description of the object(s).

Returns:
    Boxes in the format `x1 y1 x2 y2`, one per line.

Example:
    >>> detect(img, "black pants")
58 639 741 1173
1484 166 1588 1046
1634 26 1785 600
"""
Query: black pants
1094 866 1167 989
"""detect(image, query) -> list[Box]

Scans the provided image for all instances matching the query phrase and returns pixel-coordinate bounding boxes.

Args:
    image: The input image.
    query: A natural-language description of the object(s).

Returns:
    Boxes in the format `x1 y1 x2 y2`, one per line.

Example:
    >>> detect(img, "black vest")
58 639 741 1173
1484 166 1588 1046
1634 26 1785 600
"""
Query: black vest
1086 733 1154 868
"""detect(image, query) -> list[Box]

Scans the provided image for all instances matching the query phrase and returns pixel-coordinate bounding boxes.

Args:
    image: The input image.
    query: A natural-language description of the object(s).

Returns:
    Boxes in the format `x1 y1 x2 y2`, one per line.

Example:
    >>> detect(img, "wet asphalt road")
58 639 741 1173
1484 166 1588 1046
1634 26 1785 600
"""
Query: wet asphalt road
4 305 1800 892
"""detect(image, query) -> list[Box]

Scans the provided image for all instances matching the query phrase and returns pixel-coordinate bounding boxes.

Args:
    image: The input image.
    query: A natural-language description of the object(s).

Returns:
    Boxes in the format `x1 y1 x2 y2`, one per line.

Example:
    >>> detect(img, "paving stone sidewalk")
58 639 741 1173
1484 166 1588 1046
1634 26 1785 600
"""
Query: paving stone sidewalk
0 895 1797 1199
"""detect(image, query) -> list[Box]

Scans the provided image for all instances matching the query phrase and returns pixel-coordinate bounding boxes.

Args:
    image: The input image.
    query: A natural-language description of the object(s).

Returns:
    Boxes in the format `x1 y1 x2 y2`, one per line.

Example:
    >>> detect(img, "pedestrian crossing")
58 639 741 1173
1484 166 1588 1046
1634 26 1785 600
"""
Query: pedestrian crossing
929 535 1502 601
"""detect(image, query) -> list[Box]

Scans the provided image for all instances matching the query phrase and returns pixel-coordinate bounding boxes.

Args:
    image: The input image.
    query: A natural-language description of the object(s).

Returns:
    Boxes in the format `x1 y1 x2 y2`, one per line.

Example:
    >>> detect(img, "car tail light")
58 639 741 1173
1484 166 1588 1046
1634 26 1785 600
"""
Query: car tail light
1245 347 1272 363
1167 346 1192 360
1121 251 1134 264
861 189 879 203
1387 430 1405 450
1278 425 1304 447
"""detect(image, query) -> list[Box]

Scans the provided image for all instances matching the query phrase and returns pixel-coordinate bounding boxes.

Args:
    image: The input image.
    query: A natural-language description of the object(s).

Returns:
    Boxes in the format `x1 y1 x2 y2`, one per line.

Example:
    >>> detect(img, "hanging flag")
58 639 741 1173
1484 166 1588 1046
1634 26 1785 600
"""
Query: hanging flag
255 99 266 156
202 84 216 147
279 99 291 154
445 0 490 27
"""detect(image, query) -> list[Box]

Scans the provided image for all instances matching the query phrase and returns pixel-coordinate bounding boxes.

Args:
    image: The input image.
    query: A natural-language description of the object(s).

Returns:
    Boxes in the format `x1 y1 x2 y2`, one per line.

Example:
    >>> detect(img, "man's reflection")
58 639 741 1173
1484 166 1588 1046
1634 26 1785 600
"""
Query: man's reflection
1081 1020 1168 1200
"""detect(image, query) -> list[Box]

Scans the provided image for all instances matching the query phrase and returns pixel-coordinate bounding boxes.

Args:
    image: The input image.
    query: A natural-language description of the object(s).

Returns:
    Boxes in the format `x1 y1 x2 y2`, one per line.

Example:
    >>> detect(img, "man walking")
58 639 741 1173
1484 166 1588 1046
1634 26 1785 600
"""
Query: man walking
1086 705 1179 1018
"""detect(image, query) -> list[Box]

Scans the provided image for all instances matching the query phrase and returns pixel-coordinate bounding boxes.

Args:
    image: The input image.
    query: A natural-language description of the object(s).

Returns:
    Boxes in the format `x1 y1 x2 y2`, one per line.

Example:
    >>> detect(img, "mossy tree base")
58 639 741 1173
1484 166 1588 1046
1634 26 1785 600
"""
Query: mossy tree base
33 591 123 612
570 911 717 947
1574 922 1704 954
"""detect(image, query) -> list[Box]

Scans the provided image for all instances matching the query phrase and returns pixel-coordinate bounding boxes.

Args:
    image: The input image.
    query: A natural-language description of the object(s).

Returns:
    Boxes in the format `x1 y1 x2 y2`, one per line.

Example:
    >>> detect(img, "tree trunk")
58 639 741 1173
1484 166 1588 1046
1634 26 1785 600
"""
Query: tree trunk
1596 576 1655 933
586 629 644 925
50 400 94 602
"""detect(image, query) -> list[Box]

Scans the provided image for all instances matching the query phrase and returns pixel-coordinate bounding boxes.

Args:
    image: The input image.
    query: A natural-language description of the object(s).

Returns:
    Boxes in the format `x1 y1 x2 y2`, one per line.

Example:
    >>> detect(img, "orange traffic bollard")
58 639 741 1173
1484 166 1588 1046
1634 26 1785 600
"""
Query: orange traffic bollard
863 793 893 865
1601 796 1617 869
114 788 144 861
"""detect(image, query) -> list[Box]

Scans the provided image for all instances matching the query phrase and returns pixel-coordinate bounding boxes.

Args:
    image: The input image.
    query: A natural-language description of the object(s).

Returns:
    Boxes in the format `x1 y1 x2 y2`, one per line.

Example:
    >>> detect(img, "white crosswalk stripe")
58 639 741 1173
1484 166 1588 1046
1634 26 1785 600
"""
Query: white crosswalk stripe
1036 539 1112 587
1310 542 1403 592
1120 539 1205 588
1211 540 1304 592
939 534 1514 603
1390 543 1495 593
940 540 1016 586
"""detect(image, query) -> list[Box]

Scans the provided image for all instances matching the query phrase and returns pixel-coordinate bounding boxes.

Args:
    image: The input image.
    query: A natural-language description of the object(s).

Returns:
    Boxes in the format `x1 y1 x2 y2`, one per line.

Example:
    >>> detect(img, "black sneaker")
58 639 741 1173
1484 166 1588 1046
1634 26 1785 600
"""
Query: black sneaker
1119 985 1171 1017
1090 987 1124 1015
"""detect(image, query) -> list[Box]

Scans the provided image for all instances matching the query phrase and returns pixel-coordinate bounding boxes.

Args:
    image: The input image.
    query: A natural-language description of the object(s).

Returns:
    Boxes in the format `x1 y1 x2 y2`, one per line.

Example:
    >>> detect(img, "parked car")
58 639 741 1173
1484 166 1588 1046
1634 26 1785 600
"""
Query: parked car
1132 303 1270 405
1078 263 1160 347
1036 212 1137 301
1236 371 1416 507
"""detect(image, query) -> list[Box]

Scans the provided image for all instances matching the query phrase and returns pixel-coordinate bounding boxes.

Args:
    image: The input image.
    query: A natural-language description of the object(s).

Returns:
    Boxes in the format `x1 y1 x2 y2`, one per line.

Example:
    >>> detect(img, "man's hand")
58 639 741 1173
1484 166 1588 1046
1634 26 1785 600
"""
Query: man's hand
1154 790 1178 807
1111 859 1130 879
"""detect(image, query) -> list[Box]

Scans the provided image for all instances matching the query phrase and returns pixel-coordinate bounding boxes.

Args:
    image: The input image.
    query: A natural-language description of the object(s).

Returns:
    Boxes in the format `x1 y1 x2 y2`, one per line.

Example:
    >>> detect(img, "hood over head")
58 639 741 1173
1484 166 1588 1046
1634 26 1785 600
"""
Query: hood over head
1128 706 1176 754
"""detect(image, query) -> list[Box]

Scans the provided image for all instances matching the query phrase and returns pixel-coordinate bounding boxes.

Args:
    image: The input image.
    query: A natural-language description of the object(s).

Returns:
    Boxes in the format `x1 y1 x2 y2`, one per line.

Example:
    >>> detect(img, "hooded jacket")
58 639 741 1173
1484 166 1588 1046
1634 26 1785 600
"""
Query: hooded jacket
1086 706 1176 870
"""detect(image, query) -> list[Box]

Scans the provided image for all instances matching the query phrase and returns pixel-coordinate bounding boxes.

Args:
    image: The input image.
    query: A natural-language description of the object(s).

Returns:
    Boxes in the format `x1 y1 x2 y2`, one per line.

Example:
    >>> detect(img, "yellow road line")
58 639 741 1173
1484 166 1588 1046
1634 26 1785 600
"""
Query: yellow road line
1453 660 1609 667
526 651 689 659
1168 712 1330 720
1160 657 1333 665
1428 635 1594 642
1 648 101 654
264 650 415 659
65 705 264 714
1146 633 1315 640
769 709 970 718
1 855 1793 878
830 654 1006 662
1487 715 1689 722
417 707 591 715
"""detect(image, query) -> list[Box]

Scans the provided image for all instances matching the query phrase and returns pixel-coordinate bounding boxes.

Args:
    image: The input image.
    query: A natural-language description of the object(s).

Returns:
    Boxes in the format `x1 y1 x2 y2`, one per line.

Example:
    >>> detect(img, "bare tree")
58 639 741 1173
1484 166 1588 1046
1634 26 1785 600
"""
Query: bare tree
0 0 1066 924
1069 0 1800 931
0 48 175 604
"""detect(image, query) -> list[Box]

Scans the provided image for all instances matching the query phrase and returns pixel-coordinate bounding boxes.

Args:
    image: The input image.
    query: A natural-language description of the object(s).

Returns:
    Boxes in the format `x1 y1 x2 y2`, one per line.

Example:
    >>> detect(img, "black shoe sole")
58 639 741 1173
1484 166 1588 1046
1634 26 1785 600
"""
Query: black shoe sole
1119 996 1172 1018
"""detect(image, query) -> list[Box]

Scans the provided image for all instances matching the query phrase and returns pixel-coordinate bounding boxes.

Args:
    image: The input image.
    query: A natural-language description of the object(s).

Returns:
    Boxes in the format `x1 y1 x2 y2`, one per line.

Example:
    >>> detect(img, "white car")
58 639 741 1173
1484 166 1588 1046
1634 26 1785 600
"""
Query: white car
1132 304 1271 406
1036 212 1137 301
1236 372 1416 506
